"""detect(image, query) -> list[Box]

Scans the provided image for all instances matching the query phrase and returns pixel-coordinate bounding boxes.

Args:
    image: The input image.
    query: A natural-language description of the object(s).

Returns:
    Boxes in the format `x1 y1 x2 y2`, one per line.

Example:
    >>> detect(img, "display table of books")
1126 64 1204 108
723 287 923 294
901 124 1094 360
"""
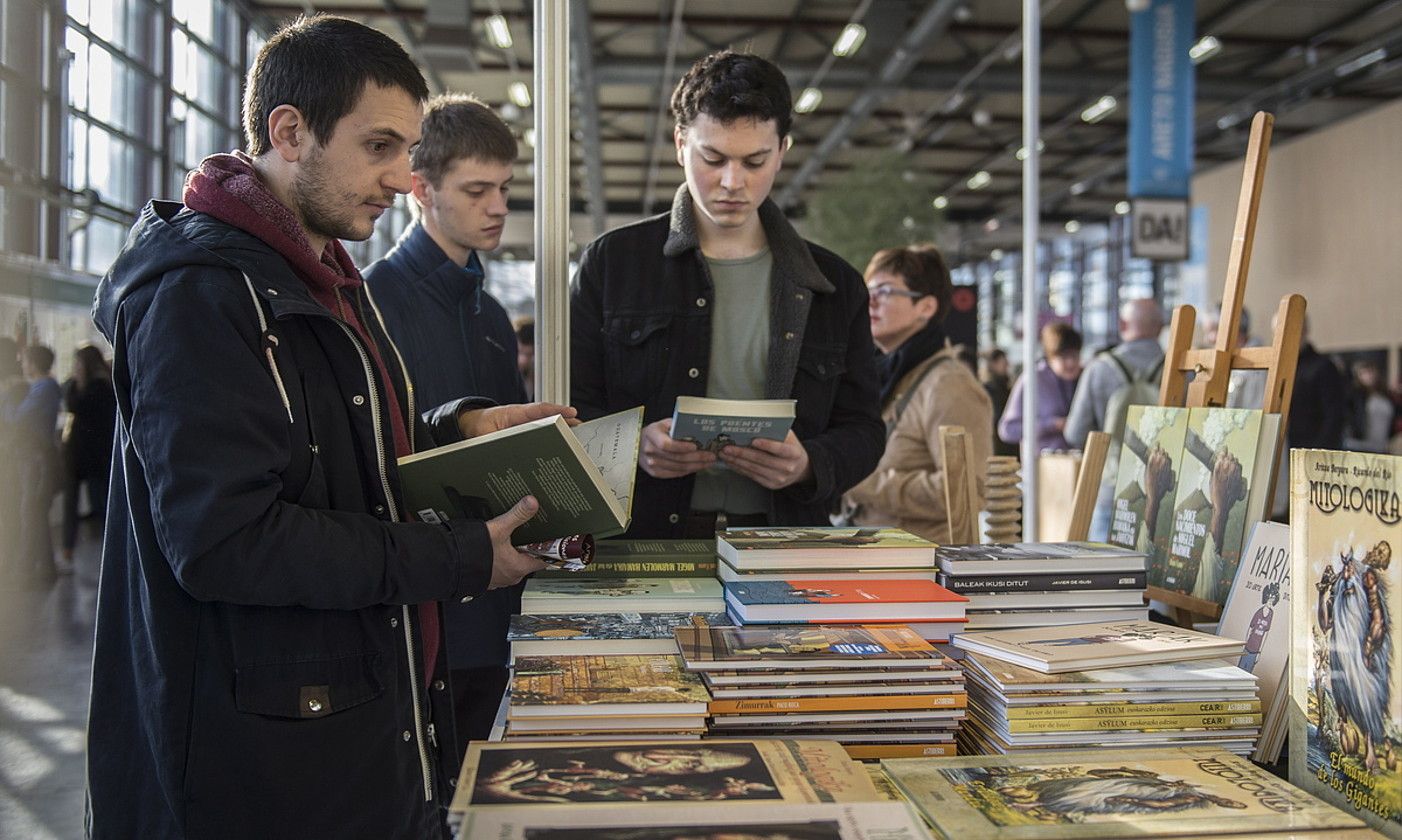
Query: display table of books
450 456 1401 840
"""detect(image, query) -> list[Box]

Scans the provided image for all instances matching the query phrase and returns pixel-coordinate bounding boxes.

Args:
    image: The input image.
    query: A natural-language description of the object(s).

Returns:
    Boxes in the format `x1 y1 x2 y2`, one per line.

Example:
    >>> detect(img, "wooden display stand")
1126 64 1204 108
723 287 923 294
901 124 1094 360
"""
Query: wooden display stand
1148 111 1306 624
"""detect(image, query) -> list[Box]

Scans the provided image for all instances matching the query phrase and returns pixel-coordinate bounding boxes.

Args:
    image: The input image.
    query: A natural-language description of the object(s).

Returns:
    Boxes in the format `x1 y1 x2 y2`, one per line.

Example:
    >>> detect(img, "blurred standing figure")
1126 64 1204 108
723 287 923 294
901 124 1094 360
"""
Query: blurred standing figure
514 316 535 399
61 343 117 569
1345 359 1395 453
9 345 62 580
997 322 1083 454
981 348 1017 458
0 337 28 574
840 245 992 542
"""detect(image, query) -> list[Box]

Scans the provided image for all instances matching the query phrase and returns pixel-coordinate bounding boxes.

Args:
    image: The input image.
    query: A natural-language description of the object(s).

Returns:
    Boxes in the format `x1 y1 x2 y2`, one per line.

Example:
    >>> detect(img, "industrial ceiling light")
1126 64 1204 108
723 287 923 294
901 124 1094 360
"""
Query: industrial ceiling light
508 81 532 108
1335 48 1387 77
967 170 991 190
990 248 1005 260
485 14 513 50
1064 220 1081 233
1114 200 1131 215
1069 181 1090 196
1189 35 1221 64
1015 139 1046 160
1081 95 1118 124
833 23 867 57
794 87 823 114
932 195 949 210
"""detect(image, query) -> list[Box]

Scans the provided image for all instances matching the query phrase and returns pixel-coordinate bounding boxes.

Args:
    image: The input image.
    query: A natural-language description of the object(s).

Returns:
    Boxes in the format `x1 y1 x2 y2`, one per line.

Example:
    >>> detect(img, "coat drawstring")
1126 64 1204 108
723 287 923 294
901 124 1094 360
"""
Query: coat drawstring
242 274 294 424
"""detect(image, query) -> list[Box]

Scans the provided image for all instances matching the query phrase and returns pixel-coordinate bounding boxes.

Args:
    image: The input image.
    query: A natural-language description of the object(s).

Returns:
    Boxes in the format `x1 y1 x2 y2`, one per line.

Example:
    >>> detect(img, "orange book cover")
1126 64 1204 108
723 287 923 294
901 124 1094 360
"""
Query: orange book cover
708 692 968 714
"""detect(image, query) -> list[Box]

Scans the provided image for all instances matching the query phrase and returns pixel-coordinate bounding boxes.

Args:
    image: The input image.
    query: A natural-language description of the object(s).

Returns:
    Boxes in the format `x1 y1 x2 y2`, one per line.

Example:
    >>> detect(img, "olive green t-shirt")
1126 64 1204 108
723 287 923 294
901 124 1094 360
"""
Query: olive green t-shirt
689 248 772 515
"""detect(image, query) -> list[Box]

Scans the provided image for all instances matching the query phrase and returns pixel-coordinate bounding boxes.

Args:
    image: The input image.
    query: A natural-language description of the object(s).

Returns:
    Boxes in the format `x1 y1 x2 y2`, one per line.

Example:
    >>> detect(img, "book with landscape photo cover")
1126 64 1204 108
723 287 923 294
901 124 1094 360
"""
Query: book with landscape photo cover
453 738 879 810
951 620 1245 673
1160 407 1281 606
674 624 945 670
718 527 937 569
521 576 724 614
1107 405 1189 580
396 406 643 544
507 612 726 659
669 395 796 452
723 578 967 623
880 747 1364 838
1289 448 1402 838
507 654 709 716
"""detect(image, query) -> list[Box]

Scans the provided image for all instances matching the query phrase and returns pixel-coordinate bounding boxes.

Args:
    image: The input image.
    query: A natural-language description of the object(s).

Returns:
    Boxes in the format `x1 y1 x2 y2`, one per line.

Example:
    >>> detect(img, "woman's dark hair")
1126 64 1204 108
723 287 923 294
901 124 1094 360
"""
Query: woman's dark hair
244 15 428 155
671 50 793 139
1040 322 1083 357
73 344 111 388
864 244 953 325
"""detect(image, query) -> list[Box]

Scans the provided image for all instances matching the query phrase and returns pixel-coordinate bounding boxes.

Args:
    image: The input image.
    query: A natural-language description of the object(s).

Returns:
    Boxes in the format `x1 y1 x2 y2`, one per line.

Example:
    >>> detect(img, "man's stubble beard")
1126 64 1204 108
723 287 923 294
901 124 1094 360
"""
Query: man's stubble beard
292 146 370 244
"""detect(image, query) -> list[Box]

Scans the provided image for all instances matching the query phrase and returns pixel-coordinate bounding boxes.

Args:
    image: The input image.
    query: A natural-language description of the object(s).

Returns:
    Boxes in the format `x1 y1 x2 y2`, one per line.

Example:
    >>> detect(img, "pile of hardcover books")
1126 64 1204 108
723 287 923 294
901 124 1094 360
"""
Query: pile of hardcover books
674 623 967 760
499 653 712 741
950 619 1262 755
716 527 967 641
449 738 935 839
934 541 1148 631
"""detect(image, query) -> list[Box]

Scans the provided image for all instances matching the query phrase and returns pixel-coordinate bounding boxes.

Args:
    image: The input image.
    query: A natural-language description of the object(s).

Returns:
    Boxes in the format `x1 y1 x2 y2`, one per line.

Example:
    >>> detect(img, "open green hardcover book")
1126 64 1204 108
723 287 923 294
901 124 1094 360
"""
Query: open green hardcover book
396 407 643 544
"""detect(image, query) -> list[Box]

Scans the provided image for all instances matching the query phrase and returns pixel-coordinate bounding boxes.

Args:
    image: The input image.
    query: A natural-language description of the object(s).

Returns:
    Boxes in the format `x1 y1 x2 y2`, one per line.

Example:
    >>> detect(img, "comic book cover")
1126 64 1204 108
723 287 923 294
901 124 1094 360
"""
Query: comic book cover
1107 406 1189 585
508 655 709 716
1161 408 1281 606
881 747 1364 838
452 739 880 812
1217 521 1292 762
1290 449 1402 838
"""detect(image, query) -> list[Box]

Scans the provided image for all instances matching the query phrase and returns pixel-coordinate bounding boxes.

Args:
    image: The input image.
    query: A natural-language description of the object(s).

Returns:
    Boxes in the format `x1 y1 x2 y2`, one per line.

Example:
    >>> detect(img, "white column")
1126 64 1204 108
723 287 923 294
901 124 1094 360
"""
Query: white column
534 0 572 405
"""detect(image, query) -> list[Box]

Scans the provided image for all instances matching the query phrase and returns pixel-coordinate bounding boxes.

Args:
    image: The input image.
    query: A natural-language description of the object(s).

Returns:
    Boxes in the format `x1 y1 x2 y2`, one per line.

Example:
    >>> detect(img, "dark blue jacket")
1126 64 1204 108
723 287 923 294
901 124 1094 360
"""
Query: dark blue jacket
363 223 527 669
87 201 493 839
571 187 885 537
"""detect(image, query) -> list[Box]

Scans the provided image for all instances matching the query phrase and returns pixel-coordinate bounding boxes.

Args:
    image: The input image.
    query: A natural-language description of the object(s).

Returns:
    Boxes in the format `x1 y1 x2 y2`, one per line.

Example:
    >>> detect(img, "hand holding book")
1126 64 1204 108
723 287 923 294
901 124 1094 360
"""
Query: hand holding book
640 417 718 479
485 496 549 589
457 401 579 440
717 430 813 490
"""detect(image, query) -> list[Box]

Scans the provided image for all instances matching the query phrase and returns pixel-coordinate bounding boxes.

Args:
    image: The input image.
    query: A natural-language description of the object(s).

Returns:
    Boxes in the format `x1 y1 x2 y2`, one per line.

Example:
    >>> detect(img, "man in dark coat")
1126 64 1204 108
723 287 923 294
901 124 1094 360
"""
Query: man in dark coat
363 94 527 744
570 51 884 538
85 17 563 839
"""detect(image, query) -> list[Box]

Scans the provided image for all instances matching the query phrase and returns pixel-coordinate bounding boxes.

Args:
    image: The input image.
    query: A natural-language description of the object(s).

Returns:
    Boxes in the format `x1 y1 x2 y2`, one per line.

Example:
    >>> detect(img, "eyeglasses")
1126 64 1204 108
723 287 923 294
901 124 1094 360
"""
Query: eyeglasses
867 285 926 303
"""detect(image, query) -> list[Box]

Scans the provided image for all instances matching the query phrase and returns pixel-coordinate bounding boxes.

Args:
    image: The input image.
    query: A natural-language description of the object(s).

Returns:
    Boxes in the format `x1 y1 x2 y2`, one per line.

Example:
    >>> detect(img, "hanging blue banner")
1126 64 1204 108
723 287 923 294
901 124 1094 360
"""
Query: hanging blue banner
1128 0 1195 198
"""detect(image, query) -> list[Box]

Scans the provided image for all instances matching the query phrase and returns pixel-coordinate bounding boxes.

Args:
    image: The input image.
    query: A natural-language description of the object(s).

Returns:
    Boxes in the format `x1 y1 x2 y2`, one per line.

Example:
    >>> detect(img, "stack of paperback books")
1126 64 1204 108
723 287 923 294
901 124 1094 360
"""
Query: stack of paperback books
934 541 1148 631
878 746 1369 839
500 653 711 741
674 624 967 760
716 527 966 641
951 620 1261 755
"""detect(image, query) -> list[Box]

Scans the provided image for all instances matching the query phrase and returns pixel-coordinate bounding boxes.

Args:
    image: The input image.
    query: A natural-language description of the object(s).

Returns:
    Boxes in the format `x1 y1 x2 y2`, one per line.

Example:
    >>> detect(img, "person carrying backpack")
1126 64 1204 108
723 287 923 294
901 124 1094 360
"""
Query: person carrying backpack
1065 299 1166 541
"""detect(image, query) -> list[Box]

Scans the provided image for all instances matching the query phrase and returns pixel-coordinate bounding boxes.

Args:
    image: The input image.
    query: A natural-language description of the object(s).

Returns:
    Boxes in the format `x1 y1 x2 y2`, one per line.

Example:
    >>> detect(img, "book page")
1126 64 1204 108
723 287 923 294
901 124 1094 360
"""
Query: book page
570 406 644 517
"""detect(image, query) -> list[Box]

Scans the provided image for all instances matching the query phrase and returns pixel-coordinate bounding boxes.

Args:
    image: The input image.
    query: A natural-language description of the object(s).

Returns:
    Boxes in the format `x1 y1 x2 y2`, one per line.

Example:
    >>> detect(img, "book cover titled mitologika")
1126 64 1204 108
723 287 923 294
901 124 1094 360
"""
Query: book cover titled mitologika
1290 449 1402 839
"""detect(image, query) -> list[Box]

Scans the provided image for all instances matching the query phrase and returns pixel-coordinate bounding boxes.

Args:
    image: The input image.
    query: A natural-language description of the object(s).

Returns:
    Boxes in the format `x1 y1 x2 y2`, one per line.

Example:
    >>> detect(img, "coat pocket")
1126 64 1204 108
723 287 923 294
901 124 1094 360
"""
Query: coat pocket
602 313 674 404
235 651 384 719
794 344 848 428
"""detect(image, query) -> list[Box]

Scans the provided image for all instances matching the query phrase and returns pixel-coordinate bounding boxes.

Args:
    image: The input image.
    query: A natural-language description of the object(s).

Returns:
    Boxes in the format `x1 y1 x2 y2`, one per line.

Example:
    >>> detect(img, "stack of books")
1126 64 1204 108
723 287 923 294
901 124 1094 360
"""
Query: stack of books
674 624 967 760
951 620 1261 755
500 653 711 741
934 541 1148 631
716 527 966 641
879 747 1370 839
521 575 725 615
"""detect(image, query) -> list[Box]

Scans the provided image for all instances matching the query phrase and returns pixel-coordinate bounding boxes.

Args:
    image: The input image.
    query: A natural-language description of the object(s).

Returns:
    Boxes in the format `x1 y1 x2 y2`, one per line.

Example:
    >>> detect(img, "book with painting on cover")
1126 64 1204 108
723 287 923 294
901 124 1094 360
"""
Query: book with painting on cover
452 738 880 811
723 578 968 623
520 576 724 614
880 747 1365 839
951 620 1245 673
717 527 937 570
674 624 947 670
507 612 725 660
1217 521 1292 763
538 539 718 578
1289 449 1402 839
507 654 709 717
936 542 1146 575
1107 406 1190 579
1160 407 1282 606
454 801 934 840
669 395 796 452
396 406 643 544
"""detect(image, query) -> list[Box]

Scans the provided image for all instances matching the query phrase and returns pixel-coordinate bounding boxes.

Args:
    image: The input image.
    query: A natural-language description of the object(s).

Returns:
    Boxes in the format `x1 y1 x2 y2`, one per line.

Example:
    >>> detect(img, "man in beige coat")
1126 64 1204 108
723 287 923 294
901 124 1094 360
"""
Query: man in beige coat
842 245 993 542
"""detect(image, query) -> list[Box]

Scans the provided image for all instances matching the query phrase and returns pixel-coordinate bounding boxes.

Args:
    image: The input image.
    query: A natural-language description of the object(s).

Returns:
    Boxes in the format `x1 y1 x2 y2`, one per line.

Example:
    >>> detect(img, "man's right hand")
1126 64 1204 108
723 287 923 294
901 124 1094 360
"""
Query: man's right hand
638 418 717 479
485 496 549 590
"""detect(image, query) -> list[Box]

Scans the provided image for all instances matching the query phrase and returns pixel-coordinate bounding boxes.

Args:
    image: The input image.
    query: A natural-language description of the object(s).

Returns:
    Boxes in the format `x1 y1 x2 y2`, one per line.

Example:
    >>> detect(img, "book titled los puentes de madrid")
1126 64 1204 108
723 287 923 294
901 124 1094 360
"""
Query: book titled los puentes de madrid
1290 448 1402 839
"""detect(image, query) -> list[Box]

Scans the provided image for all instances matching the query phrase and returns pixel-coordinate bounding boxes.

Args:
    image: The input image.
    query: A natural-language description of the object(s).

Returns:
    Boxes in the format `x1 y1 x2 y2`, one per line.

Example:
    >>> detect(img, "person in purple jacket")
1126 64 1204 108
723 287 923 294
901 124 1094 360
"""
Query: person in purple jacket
997 322 1083 454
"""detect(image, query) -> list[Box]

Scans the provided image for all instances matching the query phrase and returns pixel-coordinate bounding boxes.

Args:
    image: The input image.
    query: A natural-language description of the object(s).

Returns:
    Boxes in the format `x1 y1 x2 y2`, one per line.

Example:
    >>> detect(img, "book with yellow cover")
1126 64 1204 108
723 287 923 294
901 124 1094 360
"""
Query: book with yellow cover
995 699 1259 720
452 739 880 811
708 693 967 715
882 747 1364 838
508 654 709 717
1000 712 1262 734
674 624 942 670
1290 449 1402 839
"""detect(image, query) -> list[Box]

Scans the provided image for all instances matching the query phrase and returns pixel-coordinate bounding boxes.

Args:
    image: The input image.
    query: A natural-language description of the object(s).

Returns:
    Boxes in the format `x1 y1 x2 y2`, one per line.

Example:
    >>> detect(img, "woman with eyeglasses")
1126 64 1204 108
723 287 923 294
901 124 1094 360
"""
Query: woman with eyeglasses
839 245 993 542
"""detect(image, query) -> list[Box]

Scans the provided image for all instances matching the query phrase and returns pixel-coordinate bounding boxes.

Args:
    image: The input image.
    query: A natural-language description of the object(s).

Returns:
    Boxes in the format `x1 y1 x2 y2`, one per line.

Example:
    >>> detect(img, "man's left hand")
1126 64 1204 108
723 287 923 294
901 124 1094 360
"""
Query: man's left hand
459 402 579 439
718 430 812 490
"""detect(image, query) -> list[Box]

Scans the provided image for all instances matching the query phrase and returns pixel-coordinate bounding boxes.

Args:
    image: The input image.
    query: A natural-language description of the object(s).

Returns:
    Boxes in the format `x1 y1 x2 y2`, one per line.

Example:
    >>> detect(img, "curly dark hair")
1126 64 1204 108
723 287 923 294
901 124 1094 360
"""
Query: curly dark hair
670 50 793 139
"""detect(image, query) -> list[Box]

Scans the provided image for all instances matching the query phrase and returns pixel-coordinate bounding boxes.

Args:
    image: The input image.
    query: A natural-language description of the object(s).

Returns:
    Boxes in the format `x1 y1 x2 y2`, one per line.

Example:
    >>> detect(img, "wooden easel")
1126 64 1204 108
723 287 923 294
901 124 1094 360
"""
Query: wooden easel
1148 111 1306 625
